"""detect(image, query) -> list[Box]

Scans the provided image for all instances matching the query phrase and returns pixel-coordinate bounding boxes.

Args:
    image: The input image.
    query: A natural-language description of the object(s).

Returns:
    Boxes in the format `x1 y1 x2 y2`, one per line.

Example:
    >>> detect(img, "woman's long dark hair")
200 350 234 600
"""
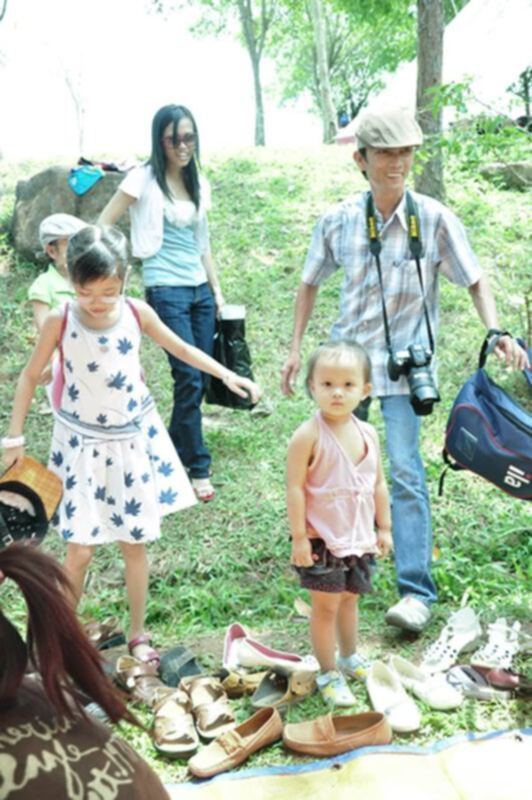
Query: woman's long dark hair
0 544 137 725
149 104 201 208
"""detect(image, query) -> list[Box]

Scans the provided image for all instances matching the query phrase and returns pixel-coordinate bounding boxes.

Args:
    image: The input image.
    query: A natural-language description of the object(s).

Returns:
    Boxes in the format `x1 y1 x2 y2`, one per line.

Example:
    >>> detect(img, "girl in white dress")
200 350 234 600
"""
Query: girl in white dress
3 225 260 664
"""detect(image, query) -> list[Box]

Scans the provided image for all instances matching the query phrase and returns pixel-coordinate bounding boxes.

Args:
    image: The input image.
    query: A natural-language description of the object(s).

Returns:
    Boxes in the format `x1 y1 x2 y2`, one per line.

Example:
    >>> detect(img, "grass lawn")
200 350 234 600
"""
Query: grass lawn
0 145 530 784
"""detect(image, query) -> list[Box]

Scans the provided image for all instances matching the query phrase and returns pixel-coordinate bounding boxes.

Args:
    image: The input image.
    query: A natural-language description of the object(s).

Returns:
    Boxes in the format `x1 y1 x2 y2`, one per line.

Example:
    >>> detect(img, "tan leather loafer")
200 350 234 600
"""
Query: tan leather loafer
283 711 392 757
188 706 283 778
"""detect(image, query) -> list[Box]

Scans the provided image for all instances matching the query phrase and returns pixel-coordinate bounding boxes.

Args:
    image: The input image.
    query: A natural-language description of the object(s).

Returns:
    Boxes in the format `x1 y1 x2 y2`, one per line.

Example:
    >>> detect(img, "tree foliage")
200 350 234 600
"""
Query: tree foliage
152 0 278 146
271 0 416 124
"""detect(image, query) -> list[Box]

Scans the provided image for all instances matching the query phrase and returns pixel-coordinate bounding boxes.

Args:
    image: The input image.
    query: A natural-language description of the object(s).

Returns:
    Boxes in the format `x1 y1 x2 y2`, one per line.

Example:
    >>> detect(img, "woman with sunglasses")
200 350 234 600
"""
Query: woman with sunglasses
99 105 223 502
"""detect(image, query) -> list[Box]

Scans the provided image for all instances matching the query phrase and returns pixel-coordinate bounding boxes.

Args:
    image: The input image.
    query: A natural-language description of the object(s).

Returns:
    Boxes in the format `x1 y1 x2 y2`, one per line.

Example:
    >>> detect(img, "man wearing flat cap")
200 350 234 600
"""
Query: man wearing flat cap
281 107 527 633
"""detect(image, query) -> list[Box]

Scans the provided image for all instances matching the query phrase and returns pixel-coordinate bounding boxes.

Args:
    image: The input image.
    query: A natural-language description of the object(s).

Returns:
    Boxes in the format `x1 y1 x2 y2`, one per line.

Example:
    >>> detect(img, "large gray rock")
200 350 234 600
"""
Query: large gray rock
12 166 131 262
480 161 532 191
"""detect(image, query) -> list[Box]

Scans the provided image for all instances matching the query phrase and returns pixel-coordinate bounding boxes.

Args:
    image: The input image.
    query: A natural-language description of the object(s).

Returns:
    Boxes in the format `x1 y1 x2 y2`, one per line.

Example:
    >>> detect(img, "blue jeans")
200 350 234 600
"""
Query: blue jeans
379 395 438 606
146 283 216 479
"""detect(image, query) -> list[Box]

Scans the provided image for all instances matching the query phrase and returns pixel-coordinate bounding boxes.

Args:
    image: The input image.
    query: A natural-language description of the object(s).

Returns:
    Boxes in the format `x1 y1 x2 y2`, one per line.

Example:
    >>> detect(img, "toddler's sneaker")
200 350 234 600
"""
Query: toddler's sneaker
337 652 371 681
316 670 356 707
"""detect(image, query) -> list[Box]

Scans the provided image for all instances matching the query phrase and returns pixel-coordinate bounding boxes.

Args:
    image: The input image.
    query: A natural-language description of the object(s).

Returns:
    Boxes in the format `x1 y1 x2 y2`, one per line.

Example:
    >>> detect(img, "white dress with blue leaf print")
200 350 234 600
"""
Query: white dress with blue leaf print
49 299 197 544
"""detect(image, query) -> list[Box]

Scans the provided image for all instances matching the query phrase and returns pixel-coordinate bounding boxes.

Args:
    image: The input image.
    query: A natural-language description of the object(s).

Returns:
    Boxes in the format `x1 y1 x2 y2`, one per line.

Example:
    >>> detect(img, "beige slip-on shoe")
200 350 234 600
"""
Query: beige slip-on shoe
283 711 392 757
188 706 283 778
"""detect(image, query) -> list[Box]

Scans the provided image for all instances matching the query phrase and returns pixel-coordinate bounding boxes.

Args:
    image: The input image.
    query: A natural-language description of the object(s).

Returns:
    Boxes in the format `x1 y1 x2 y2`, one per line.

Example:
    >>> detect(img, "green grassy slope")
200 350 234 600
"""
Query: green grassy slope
0 147 530 781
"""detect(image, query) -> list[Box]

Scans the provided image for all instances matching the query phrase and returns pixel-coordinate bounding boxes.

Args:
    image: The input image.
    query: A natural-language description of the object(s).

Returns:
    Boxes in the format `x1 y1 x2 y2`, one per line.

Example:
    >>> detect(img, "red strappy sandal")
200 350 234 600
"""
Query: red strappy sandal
128 633 160 668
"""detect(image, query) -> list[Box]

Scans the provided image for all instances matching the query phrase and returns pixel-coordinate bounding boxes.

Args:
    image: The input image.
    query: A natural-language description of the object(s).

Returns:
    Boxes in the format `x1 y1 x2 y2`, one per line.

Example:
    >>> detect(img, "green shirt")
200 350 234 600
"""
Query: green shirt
27 265 74 309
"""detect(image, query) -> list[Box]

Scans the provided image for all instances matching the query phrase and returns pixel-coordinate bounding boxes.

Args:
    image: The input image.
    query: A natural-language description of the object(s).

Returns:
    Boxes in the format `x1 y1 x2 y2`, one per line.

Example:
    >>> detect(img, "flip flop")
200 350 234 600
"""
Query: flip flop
152 687 199 759
185 676 235 740
159 645 202 687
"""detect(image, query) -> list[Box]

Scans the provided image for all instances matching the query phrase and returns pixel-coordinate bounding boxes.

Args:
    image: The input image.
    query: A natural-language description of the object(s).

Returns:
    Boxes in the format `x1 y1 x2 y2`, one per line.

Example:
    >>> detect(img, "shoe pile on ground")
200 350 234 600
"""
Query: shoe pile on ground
95 611 529 778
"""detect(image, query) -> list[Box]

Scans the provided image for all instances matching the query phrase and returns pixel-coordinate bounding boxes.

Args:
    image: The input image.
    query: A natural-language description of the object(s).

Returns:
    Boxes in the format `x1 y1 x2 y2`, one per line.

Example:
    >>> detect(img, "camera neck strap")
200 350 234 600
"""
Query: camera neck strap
365 190 435 356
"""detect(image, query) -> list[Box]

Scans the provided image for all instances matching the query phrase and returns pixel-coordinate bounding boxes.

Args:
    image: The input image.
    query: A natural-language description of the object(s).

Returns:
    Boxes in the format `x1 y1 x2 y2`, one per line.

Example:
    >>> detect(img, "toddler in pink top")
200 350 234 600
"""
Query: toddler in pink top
287 340 392 707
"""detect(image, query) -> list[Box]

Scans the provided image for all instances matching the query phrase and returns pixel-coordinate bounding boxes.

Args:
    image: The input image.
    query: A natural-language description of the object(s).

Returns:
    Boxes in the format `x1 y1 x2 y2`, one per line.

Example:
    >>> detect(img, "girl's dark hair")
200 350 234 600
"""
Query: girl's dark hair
67 225 128 287
148 104 201 208
0 544 137 725
304 339 372 395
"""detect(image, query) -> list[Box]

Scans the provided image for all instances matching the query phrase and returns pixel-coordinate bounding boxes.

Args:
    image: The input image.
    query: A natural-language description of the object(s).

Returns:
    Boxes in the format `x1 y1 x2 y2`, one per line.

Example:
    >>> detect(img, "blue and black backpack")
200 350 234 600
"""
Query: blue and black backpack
440 331 532 500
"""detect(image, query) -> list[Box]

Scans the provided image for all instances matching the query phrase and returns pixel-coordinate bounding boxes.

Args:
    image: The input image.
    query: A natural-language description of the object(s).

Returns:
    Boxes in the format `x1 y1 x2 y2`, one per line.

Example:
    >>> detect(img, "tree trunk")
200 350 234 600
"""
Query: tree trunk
415 0 444 199
238 0 266 146
309 0 337 143
249 50 265 146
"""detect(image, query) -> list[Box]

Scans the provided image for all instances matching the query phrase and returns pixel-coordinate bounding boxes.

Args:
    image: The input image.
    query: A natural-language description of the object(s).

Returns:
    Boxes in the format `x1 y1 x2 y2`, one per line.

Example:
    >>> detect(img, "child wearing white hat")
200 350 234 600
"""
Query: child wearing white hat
29 214 86 332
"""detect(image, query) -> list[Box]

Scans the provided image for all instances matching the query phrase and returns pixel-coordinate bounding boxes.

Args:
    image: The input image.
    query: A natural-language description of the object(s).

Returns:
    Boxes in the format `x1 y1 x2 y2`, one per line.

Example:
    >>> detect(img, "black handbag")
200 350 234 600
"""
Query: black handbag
206 311 256 410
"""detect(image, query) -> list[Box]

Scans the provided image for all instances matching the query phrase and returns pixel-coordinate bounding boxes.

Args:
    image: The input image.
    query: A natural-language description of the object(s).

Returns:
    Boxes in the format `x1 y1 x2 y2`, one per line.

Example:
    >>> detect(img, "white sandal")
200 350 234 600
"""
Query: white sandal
471 618 521 670
191 477 215 502
420 607 482 673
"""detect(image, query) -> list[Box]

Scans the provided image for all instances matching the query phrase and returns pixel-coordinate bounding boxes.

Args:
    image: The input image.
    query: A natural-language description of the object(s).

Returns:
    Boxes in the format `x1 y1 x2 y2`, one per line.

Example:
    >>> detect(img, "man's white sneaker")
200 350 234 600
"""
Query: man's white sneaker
385 596 431 633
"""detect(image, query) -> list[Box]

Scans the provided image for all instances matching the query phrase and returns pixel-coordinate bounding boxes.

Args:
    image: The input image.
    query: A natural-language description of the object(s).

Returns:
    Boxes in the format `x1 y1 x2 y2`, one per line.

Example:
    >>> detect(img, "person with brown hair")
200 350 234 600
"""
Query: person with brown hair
0 543 170 800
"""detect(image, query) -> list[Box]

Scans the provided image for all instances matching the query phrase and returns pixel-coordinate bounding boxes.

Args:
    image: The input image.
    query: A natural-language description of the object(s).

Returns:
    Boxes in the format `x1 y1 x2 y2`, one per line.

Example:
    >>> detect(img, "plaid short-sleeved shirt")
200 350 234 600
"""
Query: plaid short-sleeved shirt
302 190 483 397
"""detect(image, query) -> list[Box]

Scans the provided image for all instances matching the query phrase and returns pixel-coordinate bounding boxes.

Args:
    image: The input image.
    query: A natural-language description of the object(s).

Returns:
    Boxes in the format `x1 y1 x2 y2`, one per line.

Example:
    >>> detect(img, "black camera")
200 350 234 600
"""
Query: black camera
387 344 440 416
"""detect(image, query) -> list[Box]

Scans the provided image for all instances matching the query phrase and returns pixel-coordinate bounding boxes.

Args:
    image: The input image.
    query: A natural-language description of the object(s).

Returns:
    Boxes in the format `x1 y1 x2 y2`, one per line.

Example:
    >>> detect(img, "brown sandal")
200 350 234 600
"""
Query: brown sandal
152 687 199 759
184 676 235 740
115 655 165 707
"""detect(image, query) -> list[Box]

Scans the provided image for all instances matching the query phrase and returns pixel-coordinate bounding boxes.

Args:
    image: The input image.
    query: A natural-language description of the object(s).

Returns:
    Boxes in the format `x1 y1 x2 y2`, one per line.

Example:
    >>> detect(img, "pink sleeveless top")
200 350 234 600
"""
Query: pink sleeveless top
305 411 379 558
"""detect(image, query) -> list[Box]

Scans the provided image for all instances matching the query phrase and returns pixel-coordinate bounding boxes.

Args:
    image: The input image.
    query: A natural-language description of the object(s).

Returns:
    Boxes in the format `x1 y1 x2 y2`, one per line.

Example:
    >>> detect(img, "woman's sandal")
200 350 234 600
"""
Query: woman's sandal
184 675 235 740
191 478 215 503
115 655 165 707
471 618 521 670
84 617 126 651
128 633 160 668
152 687 199 759
420 607 482 673
159 645 202 687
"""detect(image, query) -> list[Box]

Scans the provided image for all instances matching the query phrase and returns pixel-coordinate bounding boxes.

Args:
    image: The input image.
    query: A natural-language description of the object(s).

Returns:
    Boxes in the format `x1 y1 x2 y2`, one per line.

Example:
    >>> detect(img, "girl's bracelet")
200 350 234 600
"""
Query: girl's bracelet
1 435 26 449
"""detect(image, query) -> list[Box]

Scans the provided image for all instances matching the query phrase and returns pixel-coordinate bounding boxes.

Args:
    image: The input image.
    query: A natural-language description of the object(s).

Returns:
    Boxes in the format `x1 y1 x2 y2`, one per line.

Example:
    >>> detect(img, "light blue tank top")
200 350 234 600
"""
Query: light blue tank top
142 217 207 288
